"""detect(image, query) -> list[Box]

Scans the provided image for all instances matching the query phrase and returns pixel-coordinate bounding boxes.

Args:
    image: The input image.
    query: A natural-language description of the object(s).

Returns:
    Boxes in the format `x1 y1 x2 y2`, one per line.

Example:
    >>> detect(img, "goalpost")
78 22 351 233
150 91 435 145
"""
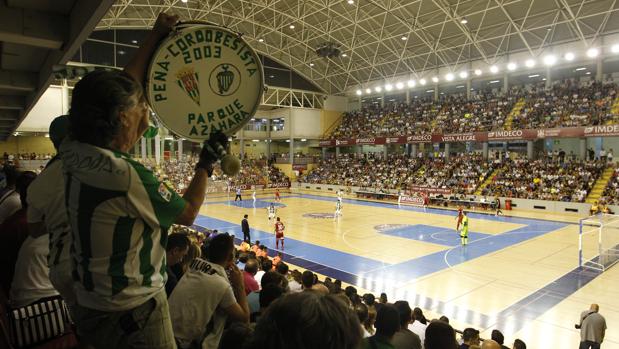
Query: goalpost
579 214 619 272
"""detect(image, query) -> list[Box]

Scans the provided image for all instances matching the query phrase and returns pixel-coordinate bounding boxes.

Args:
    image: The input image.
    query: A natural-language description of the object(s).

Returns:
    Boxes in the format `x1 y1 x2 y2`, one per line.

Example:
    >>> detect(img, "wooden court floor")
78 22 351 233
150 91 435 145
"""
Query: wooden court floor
197 189 619 348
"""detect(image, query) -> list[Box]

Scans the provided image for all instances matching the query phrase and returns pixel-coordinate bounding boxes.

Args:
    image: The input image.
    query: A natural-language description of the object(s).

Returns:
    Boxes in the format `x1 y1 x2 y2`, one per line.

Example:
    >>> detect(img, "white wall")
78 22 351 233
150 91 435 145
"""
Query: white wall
324 95 348 112
17 86 65 132
291 109 322 138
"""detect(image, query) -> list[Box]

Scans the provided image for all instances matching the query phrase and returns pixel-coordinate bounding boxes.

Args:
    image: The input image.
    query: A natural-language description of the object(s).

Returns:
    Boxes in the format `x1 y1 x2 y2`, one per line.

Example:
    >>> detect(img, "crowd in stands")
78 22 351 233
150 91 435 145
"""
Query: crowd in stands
2 152 54 162
601 167 619 205
330 79 618 139
301 153 607 202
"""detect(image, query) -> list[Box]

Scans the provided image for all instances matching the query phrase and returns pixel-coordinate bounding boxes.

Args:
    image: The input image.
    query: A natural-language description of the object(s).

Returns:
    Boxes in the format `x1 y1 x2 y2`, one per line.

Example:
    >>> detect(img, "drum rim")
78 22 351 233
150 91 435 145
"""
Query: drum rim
145 23 265 141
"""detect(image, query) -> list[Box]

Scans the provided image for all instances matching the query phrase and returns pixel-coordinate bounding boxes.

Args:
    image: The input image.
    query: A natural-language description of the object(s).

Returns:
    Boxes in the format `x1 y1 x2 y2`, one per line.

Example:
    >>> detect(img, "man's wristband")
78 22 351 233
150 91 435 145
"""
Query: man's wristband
195 162 214 177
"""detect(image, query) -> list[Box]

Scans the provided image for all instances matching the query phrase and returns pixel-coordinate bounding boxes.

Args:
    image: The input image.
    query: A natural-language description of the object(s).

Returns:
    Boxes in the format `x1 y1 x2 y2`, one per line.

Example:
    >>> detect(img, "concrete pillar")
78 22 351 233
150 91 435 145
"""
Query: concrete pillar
546 66 552 88
322 147 327 159
358 97 362 110
383 145 388 157
239 131 245 159
580 138 587 160
141 137 147 160
61 80 70 114
466 79 472 99
177 139 183 160
596 56 603 82
406 90 410 104
527 140 534 160
336 147 340 157
503 73 509 92
154 135 161 165
357 145 362 155
146 138 152 159
434 87 439 101
482 142 489 160
169 140 174 160
411 144 418 157
266 120 272 159
444 143 451 160
381 93 385 107
289 138 294 164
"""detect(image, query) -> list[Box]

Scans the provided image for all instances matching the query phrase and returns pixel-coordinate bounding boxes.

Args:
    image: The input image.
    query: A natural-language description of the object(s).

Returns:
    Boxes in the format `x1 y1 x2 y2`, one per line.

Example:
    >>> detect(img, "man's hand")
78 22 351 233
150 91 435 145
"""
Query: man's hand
228 264 245 293
196 132 229 174
153 13 179 37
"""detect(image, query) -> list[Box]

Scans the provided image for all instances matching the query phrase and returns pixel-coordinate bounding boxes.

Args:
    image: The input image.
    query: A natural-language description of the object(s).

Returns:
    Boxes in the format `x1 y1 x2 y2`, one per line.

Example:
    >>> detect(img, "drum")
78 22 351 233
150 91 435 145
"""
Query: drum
146 23 264 141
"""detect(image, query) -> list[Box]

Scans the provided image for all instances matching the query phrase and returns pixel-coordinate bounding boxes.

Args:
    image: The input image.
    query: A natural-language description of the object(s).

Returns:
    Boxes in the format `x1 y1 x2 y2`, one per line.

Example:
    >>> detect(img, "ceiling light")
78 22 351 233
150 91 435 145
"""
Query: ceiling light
365 88 372 94
258 38 264 42
301 138 307 141
118 50 126 55
543 55 557 66
525 59 536 68
396 82 404 89
401 36 408 41
407 80 416 87
269 75 275 78
474 69 482 76
456 85 464 88
445 73 454 81
341 53 348 57
356 90 362 95
289 25 295 29
612 44 619 53
575 67 587 71
131 40 138 44
507 62 517 71
431 76 439 83
181 0 187 2
564 52 575 61
460 17 468 24
385 84 393 91
489 80 500 84
419 78 427 85
490 65 499 73
586 72 591 75
347 0 354 3
426 90 434 93
542 78 546 81
309 62 314 66
459 71 468 79
374 86 382 92
528 74 539 78
252 139 259 142
586 48 599 58
285 139 291 143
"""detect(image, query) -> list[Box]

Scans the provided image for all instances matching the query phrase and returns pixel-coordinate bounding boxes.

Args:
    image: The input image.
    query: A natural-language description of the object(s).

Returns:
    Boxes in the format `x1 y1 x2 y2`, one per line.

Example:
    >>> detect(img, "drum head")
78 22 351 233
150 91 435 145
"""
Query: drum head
146 24 264 141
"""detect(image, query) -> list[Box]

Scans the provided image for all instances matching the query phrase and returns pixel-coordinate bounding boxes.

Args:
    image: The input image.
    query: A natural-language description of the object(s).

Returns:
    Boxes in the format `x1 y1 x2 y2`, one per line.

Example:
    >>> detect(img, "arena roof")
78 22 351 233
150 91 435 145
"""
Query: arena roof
98 0 619 95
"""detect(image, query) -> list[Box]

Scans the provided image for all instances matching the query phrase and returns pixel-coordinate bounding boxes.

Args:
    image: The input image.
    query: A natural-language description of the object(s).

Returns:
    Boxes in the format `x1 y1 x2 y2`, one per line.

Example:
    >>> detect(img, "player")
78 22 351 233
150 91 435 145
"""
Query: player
334 199 343 219
275 189 281 202
423 193 429 212
397 191 402 205
460 211 469 246
337 189 343 203
267 203 276 221
455 206 464 232
275 217 285 249
494 197 503 216
235 187 242 201
252 188 257 205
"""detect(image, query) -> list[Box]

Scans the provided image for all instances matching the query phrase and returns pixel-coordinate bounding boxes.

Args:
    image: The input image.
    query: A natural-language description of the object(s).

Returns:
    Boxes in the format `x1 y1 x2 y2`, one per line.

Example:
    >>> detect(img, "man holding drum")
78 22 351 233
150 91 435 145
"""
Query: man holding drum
61 13 231 349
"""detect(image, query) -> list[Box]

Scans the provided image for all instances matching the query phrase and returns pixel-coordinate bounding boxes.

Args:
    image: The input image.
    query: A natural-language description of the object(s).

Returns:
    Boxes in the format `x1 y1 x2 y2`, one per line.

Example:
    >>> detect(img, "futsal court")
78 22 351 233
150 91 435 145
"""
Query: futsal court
197 189 619 348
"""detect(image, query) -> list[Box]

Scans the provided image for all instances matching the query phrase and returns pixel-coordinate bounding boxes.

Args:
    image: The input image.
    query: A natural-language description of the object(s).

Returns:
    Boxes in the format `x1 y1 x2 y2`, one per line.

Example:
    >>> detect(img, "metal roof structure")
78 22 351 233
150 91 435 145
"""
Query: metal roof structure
98 0 619 95
0 0 115 140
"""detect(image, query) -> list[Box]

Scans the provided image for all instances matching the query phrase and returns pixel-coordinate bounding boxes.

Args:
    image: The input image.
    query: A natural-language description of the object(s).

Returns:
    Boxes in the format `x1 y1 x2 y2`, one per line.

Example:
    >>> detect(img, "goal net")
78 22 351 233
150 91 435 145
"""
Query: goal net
579 214 619 272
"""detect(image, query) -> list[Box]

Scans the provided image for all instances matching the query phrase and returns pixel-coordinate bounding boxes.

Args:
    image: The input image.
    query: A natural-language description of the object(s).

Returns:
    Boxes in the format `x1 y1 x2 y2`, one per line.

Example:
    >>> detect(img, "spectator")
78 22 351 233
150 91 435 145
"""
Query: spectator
0 165 20 224
245 292 361 349
168 233 250 348
61 12 230 348
392 301 422 349
218 323 253 349
301 270 329 294
242 214 251 242
355 303 371 337
362 304 400 349
410 307 428 344
424 320 458 349
578 304 606 349
243 259 260 295
255 258 272 285
490 329 510 349
276 261 289 275
273 252 283 267
460 328 481 349
481 340 501 349
26 115 75 308
513 339 527 349
248 270 289 316
288 269 303 293
380 292 388 304
165 233 190 296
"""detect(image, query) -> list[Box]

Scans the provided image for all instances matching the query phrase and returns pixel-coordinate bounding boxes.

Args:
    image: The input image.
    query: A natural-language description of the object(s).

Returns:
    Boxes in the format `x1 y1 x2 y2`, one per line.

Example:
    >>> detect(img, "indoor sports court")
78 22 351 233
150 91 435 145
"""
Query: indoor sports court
197 189 619 348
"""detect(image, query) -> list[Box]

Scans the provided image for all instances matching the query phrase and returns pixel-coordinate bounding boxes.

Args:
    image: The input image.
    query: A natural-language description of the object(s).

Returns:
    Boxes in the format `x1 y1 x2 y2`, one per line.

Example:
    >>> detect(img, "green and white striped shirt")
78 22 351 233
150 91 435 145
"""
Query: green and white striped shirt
60 140 185 311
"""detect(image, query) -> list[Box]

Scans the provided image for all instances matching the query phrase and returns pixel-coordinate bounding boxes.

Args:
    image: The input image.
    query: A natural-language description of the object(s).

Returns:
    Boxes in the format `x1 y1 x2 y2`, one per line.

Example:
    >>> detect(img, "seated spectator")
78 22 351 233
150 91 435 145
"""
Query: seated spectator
243 259 260 295
288 269 303 293
168 233 250 348
392 301 422 349
301 270 329 294
355 303 371 337
410 307 428 344
248 270 289 316
272 252 283 267
251 240 260 254
218 323 253 349
460 328 481 349
425 320 458 349
590 201 601 215
491 329 510 349
165 233 191 297
362 304 400 349
513 339 527 349
245 292 361 349
255 258 272 285
275 261 289 276
481 340 501 349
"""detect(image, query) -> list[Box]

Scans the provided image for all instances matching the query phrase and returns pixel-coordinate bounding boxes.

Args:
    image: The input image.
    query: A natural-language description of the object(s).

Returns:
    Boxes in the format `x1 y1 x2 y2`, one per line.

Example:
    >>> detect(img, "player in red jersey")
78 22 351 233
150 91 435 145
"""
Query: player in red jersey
275 189 281 202
456 206 464 232
275 217 285 249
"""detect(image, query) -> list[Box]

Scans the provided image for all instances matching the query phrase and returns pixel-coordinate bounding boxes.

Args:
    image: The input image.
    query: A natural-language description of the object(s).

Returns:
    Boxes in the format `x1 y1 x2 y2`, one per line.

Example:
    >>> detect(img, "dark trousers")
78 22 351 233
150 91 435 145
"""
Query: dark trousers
235 194 242 201
243 231 251 242
580 341 601 349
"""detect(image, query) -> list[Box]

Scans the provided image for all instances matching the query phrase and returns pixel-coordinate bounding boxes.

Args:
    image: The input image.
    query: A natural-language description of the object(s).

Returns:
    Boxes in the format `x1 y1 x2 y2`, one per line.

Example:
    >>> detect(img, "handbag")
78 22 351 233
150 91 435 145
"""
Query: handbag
8 295 72 348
